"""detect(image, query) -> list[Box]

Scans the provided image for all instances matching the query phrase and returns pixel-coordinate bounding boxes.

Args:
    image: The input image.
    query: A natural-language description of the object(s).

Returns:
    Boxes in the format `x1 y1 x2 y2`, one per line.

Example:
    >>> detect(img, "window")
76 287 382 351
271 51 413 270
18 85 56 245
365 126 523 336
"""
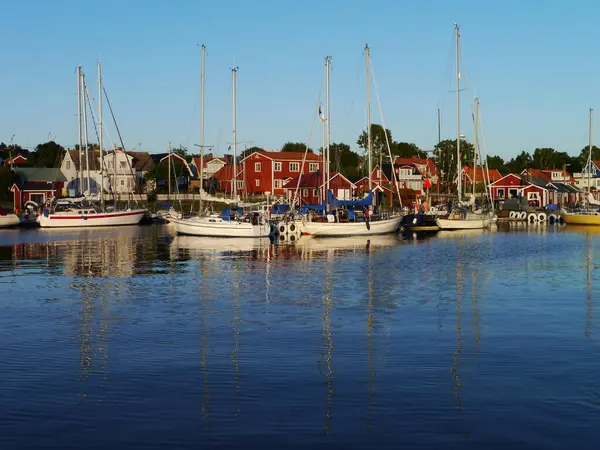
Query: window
509 189 518 198
552 171 561 179
274 179 283 188
497 188 505 198
66 161 71 170
255 162 261 172
237 180 244 189
120 179 125 186
274 162 282 172
313 189 318 197
290 162 300 172
309 163 318 172
255 179 260 186
399 168 412 177
120 161 127 169
527 191 540 201
302 189 309 197
376 169 381 179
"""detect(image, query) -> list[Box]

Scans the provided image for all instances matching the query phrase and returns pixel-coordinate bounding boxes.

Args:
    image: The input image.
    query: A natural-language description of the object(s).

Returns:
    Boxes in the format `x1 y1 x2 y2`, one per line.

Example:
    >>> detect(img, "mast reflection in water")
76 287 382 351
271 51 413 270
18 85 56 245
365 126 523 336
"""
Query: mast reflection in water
2 225 600 448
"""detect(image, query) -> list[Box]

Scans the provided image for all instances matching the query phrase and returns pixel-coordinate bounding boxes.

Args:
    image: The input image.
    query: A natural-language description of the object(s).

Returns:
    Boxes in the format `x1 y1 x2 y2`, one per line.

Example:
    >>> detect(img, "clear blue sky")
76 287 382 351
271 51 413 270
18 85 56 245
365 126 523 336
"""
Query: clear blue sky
1 0 597 159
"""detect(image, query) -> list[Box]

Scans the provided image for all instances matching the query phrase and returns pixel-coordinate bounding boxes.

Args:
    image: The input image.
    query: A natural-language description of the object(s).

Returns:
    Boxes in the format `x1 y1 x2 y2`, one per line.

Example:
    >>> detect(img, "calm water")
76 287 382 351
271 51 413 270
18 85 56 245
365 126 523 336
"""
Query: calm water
1 224 600 449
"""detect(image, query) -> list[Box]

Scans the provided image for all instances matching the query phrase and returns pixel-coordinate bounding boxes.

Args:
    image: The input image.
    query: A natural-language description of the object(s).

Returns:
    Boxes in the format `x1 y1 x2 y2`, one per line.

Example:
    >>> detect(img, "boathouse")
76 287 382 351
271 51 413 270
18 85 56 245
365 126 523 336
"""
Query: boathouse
284 172 355 206
10 167 67 209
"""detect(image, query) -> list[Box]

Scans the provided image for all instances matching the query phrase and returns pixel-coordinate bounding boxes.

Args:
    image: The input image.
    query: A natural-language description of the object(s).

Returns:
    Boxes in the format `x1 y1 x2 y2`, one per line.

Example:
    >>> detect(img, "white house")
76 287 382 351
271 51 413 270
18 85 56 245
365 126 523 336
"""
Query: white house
191 154 228 179
61 148 153 195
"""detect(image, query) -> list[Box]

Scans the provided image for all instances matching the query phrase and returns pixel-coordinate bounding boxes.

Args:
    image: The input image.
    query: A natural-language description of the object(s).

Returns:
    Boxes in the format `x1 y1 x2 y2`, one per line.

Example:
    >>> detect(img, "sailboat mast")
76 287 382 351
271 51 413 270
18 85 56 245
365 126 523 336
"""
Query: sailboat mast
76 66 83 195
437 108 441 194
325 56 331 206
366 44 372 196
232 67 238 201
168 142 171 206
199 44 205 213
98 62 104 211
455 24 462 203
82 72 90 194
473 98 479 199
588 108 593 195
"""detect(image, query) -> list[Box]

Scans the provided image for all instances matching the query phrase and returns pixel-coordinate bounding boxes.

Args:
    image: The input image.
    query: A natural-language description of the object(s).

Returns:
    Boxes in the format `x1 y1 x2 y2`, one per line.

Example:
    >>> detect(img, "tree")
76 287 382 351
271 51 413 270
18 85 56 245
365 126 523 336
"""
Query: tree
486 155 506 173
390 141 426 159
31 141 65 168
172 145 191 162
506 151 533 173
357 124 393 164
579 145 600 167
0 166 16 203
531 147 557 169
281 142 312 153
434 139 475 185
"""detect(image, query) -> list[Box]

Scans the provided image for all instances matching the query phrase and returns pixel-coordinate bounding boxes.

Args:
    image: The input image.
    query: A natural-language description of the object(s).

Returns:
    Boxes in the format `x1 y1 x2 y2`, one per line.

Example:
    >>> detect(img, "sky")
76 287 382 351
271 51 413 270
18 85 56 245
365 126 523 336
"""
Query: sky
1 0 599 160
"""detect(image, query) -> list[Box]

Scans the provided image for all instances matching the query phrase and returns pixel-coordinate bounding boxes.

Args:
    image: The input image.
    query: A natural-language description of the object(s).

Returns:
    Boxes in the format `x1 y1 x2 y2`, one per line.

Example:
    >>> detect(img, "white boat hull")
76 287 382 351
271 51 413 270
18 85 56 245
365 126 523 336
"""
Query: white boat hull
300 216 402 237
170 217 271 238
435 217 492 230
0 214 20 228
38 209 146 228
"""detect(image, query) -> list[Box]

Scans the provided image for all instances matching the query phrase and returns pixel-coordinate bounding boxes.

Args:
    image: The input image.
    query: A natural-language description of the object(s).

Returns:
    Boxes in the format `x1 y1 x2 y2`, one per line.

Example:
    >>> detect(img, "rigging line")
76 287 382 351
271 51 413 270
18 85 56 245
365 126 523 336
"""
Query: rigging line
103 86 140 204
477 107 495 210
292 68 325 208
369 55 403 208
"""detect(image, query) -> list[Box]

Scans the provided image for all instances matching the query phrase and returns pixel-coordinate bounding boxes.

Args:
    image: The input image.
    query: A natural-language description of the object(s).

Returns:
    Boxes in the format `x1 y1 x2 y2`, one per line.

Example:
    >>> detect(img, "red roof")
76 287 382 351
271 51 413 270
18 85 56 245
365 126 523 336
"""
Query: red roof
464 166 503 183
213 165 242 181
241 150 322 162
541 168 576 183
393 156 438 175
191 155 228 169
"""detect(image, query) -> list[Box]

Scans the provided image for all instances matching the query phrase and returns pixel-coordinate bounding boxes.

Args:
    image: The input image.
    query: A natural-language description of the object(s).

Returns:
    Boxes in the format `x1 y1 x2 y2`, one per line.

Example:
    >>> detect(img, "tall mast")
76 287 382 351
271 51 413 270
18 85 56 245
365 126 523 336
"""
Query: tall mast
325 56 331 206
76 66 83 195
437 108 441 194
232 67 238 201
366 44 372 195
199 44 205 214
98 61 105 211
455 24 462 203
473 98 479 199
588 108 593 195
168 142 171 207
82 72 90 194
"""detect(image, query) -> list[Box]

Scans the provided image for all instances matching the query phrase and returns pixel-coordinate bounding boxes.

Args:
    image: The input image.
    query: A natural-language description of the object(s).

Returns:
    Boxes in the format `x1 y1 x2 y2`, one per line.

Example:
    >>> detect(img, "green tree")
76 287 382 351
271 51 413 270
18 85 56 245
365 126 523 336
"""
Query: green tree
531 147 557 169
172 145 191 162
0 166 17 203
281 142 312 153
434 139 475 185
32 141 65 168
486 155 506 173
506 151 533 173
357 124 393 164
579 145 600 167
390 141 426 159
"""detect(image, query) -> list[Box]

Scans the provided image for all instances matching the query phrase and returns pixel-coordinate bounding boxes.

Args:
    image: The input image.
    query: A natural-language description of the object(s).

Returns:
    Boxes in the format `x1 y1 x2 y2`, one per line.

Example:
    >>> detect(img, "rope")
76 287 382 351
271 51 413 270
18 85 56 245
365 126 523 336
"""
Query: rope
369 56 403 208
292 69 325 208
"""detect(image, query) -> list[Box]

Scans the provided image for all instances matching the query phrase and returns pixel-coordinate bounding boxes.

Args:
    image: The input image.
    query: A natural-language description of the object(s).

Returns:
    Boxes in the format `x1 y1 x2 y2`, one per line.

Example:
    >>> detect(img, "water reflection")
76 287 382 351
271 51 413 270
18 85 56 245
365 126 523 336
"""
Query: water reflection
586 233 593 339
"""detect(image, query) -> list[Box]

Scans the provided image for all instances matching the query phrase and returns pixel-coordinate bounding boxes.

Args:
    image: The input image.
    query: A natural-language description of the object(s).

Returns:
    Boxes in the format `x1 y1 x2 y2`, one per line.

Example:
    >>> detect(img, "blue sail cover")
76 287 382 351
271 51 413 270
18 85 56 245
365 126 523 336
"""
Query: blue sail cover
271 204 290 215
328 190 373 208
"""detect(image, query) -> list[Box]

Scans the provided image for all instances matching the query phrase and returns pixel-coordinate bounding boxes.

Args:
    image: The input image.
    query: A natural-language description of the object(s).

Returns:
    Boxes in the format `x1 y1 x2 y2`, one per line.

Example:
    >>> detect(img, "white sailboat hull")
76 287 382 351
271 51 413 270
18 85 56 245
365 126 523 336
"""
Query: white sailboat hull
38 209 146 228
0 214 20 228
300 216 401 237
170 217 271 238
435 217 492 230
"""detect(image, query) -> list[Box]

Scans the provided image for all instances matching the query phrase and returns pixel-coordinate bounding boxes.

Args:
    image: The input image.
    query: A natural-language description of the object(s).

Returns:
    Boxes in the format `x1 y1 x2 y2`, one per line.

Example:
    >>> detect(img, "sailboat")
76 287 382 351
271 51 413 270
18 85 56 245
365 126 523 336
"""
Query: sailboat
38 64 145 228
436 25 492 231
170 63 270 238
300 49 402 237
560 109 600 225
0 208 20 228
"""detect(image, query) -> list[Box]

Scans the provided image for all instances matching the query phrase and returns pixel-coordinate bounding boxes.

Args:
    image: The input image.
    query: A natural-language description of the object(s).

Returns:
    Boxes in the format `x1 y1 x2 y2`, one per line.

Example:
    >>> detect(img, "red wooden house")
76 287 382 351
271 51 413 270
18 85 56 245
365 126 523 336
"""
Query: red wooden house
489 172 582 207
240 151 323 198
212 164 243 195
3 154 28 167
10 167 66 209
283 172 356 206
462 166 503 185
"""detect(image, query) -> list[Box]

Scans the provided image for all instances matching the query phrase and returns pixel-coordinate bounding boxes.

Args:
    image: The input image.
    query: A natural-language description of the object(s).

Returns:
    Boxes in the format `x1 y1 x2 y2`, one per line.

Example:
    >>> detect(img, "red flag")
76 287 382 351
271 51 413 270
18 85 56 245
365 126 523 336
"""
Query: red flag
423 178 432 189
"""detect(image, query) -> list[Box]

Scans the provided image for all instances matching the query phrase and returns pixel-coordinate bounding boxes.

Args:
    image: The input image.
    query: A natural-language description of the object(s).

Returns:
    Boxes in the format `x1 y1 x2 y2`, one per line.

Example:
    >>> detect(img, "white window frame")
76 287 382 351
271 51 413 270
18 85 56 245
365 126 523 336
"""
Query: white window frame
497 188 505 198
309 163 318 172
66 160 70 170
527 191 540 200
313 188 318 197
274 179 283 188
255 179 260 187
302 189 309 197
255 162 261 172
376 169 381 179
236 180 244 189
290 162 300 172
274 162 282 172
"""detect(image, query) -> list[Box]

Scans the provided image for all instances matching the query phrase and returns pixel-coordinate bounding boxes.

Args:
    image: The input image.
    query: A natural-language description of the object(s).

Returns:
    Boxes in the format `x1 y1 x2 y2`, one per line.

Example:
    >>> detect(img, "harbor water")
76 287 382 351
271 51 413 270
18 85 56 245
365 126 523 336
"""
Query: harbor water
1 224 600 449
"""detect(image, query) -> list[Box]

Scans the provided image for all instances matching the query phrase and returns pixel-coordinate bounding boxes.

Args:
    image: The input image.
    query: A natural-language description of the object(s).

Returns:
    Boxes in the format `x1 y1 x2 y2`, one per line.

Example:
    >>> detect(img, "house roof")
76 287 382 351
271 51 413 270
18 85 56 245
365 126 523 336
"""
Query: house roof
67 149 102 171
213 165 243 181
521 169 551 187
393 156 438 175
551 182 581 193
464 167 503 183
13 182 57 191
14 167 67 182
240 150 322 163
127 151 153 172
191 155 228 169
